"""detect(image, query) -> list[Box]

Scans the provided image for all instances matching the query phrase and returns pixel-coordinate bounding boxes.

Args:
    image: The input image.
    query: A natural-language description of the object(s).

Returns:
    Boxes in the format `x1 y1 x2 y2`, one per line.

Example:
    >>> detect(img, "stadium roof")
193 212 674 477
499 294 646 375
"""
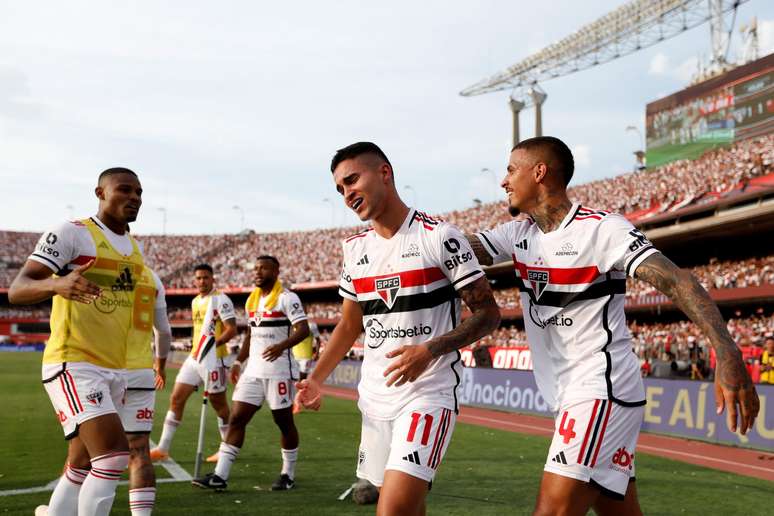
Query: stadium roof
461 0 749 97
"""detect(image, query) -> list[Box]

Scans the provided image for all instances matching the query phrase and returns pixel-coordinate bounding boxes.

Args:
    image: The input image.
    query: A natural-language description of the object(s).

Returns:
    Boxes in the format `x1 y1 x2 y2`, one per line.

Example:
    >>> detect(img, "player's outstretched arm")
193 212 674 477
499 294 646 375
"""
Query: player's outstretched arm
384 276 500 387
9 259 100 305
296 298 363 410
635 253 759 434
262 320 310 362
465 234 494 266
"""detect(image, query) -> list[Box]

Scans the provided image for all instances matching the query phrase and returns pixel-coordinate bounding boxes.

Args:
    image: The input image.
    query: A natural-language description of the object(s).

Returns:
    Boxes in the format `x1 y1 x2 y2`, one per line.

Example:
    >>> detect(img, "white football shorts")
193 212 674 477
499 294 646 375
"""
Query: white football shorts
357 400 456 487
42 362 126 439
175 355 228 394
232 375 294 411
544 398 644 499
120 369 156 433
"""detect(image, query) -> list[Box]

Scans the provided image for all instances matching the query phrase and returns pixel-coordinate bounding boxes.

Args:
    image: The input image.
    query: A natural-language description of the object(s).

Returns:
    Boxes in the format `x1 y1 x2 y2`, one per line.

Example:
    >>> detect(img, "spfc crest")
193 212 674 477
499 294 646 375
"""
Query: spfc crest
375 276 401 309
527 269 549 299
86 390 104 406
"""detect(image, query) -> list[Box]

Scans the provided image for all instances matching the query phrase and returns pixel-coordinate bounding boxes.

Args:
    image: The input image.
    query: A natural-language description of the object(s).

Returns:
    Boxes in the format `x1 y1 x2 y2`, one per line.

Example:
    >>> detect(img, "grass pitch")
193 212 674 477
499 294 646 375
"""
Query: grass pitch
1 353 770 515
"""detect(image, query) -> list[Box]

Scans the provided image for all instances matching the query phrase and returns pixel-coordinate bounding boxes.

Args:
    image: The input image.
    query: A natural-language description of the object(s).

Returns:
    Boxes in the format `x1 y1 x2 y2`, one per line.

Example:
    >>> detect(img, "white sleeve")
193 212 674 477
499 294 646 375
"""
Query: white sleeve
338 243 357 301
150 269 171 358
283 292 308 325
475 222 517 265
434 223 485 291
596 214 660 277
151 270 167 310
27 222 81 274
217 293 237 321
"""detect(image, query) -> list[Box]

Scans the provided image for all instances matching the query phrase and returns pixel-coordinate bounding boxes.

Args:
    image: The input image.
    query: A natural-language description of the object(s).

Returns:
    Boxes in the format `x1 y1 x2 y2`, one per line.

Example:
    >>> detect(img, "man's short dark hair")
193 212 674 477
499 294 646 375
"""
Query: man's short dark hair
194 263 213 274
256 255 280 267
513 136 575 186
98 167 138 184
330 142 392 173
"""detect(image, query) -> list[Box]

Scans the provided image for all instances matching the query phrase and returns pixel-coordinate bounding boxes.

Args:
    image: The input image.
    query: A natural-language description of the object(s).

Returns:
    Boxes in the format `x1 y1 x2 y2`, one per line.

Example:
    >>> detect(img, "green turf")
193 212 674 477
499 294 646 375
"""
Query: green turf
1 353 770 515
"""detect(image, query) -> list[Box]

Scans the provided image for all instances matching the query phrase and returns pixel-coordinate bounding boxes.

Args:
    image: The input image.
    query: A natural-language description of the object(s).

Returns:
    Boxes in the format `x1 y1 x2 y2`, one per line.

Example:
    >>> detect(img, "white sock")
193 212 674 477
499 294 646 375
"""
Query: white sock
129 487 156 516
281 448 298 479
78 452 129 516
48 464 88 516
157 411 179 452
217 417 229 441
213 442 240 480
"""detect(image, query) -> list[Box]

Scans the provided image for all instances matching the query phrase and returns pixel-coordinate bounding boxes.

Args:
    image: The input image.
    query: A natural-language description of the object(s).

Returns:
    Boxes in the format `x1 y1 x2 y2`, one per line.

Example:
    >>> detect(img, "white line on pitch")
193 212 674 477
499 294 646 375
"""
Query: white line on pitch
0 440 191 497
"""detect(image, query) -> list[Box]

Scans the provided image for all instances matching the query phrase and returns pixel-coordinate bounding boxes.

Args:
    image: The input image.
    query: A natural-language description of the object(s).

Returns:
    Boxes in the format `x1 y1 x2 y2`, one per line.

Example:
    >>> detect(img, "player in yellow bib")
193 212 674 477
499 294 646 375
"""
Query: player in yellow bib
761 336 774 384
10 168 157 516
150 264 237 463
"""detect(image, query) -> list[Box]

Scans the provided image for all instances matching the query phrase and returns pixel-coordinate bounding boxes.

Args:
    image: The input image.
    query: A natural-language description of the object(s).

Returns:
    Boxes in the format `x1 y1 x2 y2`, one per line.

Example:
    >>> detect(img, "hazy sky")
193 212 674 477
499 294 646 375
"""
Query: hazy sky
2 1 773 235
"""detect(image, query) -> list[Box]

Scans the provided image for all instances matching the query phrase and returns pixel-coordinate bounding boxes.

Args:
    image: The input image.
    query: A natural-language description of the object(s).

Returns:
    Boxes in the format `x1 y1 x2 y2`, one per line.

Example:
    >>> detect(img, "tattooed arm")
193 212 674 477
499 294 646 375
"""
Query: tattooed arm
383 276 501 386
465 234 494 266
635 253 759 434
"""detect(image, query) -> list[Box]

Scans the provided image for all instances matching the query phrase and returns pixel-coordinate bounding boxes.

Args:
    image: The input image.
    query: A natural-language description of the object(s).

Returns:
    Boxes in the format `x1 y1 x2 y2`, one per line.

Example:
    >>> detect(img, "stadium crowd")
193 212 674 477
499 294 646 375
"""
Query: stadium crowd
0 134 771 289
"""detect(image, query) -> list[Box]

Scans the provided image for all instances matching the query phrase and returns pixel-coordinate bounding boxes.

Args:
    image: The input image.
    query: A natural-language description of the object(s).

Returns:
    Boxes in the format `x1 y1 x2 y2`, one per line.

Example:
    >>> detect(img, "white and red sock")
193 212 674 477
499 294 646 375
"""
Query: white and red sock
48 464 89 516
156 411 179 452
129 487 156 516
78 451 129 516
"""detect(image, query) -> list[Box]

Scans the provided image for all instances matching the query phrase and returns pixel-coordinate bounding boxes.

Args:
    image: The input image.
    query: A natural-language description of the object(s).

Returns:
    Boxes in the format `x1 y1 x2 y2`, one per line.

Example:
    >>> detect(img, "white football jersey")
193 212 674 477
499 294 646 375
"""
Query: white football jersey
477 204 658 411
339 209 485 420
28 217 164 309
244 289 307 379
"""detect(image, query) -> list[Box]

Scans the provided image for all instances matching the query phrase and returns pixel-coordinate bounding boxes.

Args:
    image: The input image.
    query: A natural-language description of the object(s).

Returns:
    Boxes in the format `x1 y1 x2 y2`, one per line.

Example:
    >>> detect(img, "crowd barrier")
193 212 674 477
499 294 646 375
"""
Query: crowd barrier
325 360 774 451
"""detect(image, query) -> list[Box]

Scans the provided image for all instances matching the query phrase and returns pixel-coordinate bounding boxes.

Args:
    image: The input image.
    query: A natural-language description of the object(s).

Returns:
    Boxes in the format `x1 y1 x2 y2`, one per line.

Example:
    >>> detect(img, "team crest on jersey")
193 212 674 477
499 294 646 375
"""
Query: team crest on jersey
527 269 549 299
375 276 401 309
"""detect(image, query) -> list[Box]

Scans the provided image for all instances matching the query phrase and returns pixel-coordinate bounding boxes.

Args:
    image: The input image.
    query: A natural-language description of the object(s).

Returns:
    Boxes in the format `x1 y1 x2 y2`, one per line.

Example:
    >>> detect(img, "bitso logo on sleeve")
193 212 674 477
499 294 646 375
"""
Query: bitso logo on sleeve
375 276 401 309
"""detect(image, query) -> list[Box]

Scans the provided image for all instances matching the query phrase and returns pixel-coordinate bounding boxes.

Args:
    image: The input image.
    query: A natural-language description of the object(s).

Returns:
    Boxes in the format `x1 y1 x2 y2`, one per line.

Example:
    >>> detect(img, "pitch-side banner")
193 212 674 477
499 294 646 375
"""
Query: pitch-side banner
325 361 774 450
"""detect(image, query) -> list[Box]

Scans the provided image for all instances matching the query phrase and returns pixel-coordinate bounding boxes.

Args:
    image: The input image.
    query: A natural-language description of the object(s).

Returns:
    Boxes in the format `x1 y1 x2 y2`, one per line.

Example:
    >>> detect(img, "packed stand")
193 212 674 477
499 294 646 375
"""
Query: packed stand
0 135 772 289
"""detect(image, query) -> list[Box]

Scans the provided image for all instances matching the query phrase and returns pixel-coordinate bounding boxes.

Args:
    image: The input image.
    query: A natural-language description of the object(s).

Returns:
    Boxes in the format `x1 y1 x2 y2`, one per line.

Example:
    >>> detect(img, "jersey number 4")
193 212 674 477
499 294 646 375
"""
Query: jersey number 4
558 411 577 444
406 412 434 446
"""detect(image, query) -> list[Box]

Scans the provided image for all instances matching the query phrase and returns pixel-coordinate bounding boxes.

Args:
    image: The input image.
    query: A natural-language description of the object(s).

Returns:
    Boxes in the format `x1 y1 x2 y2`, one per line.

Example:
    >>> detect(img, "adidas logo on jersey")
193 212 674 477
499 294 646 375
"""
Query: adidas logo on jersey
356 254 370 266
551 451 568 465
111 267 135 292
110 267 134 292
402 450 421 465
98 241 110 250
514 239 528 250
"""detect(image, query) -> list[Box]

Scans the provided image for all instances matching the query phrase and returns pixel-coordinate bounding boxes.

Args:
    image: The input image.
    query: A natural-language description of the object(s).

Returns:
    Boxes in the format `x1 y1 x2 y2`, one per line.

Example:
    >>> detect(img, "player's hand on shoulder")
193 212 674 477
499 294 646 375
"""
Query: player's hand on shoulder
262 344 285 362
55 260 101 304
295 378 322 411
383 344 433 387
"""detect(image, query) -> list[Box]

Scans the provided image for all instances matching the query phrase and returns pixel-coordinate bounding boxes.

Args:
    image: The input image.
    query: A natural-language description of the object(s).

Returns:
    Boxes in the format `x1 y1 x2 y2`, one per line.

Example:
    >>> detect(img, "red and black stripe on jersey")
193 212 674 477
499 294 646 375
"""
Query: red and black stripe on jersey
510 256 626 307
564 205 611 226
409 210 440 231
345 227 374 243
351 266 458 316
248 310 290 328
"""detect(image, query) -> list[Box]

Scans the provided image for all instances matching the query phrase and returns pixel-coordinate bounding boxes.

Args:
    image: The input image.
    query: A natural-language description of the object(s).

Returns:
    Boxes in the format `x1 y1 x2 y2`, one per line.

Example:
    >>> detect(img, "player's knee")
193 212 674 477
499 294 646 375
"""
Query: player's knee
377 495 422 516
533 496 575 516
91 450 130 477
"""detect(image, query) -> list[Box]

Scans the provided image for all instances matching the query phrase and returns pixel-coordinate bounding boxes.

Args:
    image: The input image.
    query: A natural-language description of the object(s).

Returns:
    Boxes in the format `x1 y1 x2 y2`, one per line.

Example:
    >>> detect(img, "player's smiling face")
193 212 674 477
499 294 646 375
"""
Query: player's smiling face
502 149 540 216
333 155 389 222
194 269 214 295
98 173 143 223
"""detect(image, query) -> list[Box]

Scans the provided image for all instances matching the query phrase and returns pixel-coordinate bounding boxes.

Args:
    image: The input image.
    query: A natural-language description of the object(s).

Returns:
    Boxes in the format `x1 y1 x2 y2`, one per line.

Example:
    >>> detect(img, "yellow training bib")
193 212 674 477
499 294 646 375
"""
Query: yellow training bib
45 219 156 370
